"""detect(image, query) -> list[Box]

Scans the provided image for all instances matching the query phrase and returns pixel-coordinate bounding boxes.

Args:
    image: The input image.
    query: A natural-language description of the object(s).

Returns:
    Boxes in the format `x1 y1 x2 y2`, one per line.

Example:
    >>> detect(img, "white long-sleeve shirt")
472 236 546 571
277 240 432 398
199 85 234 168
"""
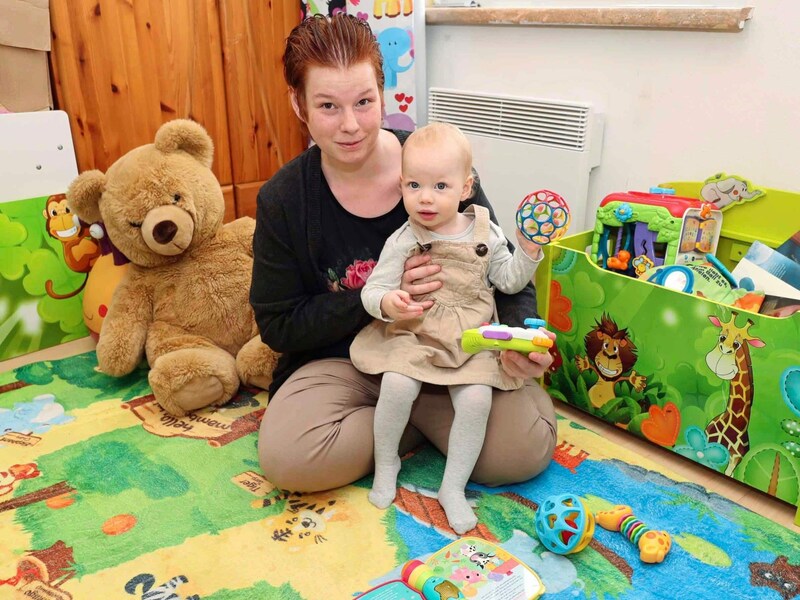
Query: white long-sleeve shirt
361 217 542 322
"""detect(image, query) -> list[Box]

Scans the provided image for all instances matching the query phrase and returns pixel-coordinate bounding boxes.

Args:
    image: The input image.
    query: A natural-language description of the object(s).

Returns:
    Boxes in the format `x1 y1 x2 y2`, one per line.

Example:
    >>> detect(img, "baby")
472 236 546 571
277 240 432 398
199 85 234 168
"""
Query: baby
350 122 543 534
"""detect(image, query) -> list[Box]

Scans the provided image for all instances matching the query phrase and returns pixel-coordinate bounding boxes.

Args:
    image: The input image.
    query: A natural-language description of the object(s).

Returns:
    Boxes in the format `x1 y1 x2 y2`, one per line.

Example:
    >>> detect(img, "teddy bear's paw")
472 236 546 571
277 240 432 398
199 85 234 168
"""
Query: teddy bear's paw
148 347 241 416
150 372 226 417
175 375 226 413
236 337 279 391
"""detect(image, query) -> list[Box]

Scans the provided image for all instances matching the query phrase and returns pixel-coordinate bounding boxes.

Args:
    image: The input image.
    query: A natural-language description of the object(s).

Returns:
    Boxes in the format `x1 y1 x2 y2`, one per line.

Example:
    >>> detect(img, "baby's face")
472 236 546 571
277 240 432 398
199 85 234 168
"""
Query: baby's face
401 142 472 235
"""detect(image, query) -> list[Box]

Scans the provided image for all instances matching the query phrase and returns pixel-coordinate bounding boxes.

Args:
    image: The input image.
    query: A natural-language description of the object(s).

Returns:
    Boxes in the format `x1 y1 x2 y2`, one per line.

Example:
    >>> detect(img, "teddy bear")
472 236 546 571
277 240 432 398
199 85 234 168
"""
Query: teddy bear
66 119 278 416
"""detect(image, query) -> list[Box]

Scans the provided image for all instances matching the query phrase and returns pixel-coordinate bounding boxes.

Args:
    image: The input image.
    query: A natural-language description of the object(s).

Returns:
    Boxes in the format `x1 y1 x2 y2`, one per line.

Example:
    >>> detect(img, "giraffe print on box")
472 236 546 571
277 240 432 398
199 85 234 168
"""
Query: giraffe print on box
704 312 765 476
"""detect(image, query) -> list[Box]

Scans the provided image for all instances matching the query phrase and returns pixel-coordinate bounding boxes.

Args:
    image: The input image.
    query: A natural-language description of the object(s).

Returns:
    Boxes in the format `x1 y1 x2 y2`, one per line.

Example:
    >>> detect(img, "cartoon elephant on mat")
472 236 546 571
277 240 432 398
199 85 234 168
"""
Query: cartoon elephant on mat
378 28 414 89
0 395 73 436
700 175 763 209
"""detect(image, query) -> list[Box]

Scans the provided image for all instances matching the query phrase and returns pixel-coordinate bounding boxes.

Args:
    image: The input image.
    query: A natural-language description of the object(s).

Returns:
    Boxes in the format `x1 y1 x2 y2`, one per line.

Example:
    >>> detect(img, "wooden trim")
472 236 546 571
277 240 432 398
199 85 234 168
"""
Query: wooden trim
426 6 754 32
222 185 236 223
234 181 266 219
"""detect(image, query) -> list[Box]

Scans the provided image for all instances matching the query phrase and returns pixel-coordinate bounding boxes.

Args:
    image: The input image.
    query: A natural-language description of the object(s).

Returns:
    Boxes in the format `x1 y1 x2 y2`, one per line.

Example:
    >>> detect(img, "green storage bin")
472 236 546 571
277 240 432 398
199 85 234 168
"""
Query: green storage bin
536 184 800 522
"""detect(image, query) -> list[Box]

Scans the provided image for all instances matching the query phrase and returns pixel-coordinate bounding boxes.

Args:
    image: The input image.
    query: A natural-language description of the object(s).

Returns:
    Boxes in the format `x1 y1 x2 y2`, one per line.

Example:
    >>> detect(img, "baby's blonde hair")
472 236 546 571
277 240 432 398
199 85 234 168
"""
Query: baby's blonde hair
403 122 473 178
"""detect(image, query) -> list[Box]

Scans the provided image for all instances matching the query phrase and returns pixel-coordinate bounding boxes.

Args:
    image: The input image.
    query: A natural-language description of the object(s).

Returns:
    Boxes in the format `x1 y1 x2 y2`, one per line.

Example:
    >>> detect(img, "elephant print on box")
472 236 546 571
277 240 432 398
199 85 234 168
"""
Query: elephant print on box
700 173 765 210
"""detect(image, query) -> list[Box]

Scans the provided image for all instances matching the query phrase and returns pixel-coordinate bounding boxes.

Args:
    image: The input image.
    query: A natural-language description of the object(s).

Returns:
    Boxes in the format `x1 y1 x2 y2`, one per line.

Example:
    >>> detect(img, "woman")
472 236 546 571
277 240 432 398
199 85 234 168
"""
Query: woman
250 14 556 493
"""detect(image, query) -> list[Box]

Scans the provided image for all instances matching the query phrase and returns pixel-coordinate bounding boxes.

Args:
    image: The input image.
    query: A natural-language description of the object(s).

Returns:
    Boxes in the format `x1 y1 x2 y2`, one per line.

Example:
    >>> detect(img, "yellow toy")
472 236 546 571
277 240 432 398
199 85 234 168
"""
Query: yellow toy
595 505 671 564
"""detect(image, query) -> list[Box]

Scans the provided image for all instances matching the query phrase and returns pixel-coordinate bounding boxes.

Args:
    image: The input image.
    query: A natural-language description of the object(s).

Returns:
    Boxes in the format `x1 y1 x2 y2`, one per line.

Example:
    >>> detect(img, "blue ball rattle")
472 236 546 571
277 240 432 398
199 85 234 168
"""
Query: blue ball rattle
516 190 571 245
534 493 595 555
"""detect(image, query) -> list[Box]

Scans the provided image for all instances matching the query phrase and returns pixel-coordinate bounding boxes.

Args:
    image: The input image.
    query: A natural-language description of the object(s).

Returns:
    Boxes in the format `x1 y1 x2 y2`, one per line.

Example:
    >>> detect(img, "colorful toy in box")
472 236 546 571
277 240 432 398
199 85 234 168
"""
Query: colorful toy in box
639 253 765 313
591 190 723 275
516 190 571 245
700 172 765 210
534 494 595 555
461 318 553 355
534 496 671 563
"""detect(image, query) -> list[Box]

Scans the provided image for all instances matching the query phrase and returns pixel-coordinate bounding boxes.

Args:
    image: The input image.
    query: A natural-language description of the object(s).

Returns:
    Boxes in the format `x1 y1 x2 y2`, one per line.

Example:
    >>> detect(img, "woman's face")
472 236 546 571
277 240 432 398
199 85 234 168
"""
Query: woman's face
293 61 384 169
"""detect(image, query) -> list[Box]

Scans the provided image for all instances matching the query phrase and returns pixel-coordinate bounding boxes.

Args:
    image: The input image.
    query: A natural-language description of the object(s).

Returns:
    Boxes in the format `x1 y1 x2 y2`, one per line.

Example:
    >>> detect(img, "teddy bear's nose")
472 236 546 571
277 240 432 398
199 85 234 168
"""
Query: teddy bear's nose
153 220 178 244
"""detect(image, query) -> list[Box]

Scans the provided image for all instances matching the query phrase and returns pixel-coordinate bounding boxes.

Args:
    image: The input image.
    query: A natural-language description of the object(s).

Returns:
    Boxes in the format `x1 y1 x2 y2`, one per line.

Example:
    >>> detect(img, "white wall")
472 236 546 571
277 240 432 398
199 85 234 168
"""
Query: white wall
473 0 739 6
425 1 799 215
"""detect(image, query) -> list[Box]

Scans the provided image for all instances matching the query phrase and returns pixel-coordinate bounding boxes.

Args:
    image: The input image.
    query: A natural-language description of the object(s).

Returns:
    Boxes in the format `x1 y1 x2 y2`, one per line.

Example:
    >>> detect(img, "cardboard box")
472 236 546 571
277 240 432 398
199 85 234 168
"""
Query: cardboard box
0 0 52 112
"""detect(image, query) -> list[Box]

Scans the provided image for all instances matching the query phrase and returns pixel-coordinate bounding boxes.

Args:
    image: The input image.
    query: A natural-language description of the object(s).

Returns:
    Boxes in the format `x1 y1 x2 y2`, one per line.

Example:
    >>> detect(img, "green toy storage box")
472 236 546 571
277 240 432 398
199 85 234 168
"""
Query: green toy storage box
536 182 800 523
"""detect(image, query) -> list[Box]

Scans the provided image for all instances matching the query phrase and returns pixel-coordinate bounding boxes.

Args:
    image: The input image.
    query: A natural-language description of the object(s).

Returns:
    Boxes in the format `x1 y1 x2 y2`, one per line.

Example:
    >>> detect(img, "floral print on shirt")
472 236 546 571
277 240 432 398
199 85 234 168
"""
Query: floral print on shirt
326 258 377 292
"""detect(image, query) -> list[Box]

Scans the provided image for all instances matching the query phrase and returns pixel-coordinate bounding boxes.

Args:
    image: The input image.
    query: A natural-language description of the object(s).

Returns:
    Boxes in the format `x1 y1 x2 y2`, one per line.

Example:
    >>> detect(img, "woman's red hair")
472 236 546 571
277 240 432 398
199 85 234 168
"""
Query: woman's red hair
283 14 384 122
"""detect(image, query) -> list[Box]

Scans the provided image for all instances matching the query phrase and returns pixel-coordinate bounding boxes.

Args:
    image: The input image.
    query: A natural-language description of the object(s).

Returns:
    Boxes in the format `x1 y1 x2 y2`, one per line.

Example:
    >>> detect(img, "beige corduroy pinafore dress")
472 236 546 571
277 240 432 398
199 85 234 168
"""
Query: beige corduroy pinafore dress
350 205 523 391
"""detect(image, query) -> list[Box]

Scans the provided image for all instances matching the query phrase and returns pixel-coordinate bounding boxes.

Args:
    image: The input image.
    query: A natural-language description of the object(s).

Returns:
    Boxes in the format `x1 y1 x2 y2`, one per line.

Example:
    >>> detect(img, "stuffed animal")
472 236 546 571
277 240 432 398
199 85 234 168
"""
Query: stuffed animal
66 119 278 416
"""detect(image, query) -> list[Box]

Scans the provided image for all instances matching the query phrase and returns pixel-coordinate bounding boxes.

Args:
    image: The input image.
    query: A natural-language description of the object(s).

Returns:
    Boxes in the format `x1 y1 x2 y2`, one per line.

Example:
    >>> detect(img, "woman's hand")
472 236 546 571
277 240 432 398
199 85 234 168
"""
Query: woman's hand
499 328 556 379
400 254 443 309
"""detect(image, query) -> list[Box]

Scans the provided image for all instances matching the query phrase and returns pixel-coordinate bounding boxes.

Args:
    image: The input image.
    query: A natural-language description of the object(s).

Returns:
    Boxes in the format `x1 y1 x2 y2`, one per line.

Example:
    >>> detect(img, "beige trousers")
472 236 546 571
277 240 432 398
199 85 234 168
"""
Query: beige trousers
258 358 557 492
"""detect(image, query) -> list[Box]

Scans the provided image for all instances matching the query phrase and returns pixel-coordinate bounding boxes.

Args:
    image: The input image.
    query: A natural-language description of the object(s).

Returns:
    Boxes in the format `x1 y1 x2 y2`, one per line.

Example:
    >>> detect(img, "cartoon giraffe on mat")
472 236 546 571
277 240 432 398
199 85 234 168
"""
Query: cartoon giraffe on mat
704 312 765 476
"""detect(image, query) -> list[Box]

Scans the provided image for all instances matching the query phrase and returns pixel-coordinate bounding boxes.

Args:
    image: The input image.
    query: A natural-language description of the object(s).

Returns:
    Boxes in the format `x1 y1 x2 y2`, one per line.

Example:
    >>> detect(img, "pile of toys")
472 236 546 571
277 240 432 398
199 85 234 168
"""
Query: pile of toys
589 173 798 317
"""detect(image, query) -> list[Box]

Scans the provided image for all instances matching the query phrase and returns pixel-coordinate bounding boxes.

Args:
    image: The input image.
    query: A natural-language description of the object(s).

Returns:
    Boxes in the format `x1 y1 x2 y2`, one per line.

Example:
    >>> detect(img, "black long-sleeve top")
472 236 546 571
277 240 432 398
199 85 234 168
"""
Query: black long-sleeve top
250 130 539 396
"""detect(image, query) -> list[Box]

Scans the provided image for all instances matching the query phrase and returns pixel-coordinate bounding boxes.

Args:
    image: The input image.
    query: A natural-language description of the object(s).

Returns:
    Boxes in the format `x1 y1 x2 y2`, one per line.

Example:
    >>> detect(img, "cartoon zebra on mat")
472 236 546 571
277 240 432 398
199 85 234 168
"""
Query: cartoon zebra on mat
124 573 199 600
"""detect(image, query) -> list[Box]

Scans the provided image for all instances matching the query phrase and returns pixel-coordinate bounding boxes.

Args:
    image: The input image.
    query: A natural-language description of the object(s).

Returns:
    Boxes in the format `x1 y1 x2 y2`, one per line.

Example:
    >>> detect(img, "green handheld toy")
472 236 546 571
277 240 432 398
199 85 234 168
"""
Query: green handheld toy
461 318 553 355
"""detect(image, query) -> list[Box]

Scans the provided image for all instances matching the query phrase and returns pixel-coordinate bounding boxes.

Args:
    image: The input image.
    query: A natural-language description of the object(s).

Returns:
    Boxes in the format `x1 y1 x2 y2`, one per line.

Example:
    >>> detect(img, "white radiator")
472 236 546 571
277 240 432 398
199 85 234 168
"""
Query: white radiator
428 88 604 236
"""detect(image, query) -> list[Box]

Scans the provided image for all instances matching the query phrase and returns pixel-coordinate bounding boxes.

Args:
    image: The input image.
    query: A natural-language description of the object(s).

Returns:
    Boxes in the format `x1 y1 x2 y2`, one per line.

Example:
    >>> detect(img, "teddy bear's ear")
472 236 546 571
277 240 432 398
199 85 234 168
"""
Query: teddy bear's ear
154 119 214 169
67 170 106 224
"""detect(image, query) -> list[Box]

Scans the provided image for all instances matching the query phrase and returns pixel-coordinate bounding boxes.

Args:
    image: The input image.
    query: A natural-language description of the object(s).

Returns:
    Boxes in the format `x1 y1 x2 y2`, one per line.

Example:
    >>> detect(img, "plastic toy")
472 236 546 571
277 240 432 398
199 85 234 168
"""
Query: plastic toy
595 505 671 564
534 493 595 555
401 560 465 599
516 190 571 244
461 318 553 355
648 186 675 195
700 172 765 210
639 254 764 312
591 191 723 274
607 249 631 271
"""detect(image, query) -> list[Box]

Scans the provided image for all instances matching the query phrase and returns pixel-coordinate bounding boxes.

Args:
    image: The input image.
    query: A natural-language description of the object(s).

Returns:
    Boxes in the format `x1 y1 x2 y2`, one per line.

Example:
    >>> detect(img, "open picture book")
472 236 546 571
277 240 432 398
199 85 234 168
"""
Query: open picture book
356 536 545 599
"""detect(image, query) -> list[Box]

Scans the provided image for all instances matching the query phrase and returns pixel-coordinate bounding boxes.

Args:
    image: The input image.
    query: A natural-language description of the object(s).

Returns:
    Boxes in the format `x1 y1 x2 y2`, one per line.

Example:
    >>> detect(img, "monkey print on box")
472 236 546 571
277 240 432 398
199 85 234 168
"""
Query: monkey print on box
42 193 101 299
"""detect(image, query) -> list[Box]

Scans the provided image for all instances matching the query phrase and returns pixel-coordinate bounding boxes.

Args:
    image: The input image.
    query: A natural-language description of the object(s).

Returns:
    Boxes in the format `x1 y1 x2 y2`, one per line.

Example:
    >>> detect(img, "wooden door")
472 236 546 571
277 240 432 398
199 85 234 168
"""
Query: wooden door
50 1 233 183
218 1 306 217
50 0 305 220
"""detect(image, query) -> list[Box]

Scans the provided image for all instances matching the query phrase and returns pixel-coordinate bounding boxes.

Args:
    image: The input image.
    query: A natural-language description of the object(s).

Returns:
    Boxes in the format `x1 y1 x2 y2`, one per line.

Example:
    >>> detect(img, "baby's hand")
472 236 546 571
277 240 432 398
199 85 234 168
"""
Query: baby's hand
381 290 426 321
514 229 544 261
